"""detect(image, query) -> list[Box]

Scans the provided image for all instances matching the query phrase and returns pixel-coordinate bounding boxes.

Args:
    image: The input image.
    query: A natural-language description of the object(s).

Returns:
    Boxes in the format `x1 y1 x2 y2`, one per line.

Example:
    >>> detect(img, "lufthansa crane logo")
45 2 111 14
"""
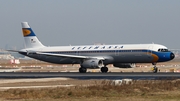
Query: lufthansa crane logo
22 28 31 36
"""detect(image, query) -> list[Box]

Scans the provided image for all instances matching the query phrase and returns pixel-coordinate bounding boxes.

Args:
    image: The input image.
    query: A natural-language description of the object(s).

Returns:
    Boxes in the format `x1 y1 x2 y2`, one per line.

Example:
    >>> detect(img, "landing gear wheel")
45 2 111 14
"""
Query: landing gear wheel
101 67 108 73
153 66 158 73
152 63 158 73
79 67 87 73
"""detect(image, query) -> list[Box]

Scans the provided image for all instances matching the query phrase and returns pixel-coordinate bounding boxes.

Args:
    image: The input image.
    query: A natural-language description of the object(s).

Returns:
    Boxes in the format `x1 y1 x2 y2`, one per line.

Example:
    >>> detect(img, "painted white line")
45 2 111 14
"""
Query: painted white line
0 85 74 90
0 78 69 84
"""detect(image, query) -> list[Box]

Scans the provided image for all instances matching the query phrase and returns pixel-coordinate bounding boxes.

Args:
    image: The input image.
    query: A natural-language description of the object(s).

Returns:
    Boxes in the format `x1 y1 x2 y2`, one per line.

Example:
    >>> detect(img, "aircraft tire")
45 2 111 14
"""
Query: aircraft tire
153 66 158 73
101 67 108 73
79 67 87 73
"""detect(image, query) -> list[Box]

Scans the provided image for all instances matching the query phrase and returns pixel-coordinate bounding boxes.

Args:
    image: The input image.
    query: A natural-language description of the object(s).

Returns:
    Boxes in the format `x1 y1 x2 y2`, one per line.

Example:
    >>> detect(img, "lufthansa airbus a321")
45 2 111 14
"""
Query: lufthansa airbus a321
10 22 175 73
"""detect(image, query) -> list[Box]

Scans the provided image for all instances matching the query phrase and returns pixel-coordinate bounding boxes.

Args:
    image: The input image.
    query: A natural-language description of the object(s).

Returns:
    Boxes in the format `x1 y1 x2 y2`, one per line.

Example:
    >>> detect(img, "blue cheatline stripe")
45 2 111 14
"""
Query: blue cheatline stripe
43 49 154 54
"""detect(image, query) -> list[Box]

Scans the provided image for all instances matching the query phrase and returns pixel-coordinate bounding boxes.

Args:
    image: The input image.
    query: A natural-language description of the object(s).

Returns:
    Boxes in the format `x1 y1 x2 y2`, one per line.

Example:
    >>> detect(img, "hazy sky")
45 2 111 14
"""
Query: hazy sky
1 0 180 49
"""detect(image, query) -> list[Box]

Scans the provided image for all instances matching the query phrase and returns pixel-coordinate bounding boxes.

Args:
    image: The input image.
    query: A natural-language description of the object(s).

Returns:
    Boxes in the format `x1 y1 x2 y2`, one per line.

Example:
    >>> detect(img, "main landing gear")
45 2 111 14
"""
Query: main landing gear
79 66 109 73
79 67 87 73
152 63 158 73
101 66 108 73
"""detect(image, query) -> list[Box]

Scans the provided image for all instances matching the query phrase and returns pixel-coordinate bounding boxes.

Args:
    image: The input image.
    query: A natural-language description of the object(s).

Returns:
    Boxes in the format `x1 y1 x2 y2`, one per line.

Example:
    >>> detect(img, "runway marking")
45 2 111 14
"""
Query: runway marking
0 69 21 72
0 77 69 84
0 85 74 91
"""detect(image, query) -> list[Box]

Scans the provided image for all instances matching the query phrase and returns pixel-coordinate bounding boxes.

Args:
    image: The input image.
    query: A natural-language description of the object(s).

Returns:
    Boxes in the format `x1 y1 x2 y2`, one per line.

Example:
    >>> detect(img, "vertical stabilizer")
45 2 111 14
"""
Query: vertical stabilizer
21 22 45 48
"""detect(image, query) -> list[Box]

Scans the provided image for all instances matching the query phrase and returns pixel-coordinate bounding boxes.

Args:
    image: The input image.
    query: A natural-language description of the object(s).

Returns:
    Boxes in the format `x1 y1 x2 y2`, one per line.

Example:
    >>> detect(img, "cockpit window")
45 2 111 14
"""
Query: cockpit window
158 48 169 52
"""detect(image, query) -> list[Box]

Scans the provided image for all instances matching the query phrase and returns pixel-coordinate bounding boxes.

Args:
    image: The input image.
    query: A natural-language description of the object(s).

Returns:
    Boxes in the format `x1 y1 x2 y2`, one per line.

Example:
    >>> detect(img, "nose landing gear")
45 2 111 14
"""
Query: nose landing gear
152 63 158 73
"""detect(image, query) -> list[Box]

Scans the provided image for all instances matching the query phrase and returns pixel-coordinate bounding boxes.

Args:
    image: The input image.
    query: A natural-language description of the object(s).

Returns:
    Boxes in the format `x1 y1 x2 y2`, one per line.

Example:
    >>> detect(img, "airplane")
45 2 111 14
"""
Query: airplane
10 22 175 73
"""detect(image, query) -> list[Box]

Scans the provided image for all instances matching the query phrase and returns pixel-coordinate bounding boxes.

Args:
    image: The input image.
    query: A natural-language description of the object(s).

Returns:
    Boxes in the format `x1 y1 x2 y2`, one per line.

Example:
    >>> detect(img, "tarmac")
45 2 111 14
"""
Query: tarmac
0 59 180 90
0 72 179 80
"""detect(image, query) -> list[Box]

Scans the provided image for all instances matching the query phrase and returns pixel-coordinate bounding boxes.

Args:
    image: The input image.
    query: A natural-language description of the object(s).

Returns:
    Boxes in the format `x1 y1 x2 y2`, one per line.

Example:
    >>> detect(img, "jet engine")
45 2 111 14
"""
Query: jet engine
113 63 136 68
81 59 104 69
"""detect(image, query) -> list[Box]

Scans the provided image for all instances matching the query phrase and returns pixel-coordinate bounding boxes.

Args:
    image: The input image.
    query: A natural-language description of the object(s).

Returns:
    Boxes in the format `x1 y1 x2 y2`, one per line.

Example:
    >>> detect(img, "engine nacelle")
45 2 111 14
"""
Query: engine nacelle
113 63 136 68
81 59 104 69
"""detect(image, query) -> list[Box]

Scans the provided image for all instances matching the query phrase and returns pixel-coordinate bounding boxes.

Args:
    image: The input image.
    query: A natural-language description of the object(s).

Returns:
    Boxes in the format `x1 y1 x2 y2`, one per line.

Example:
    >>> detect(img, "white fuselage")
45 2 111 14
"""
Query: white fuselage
19 43 174 65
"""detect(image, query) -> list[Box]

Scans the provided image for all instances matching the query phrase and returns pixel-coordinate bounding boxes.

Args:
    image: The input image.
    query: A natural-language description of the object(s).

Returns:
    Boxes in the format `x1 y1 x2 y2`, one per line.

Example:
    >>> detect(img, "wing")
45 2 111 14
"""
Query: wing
7 50 106 60
36 52 105 60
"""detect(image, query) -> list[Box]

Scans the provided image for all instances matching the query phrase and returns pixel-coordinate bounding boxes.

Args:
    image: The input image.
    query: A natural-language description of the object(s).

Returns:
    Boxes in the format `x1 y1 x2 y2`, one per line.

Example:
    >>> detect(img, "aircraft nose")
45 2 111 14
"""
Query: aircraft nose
170 52 175 60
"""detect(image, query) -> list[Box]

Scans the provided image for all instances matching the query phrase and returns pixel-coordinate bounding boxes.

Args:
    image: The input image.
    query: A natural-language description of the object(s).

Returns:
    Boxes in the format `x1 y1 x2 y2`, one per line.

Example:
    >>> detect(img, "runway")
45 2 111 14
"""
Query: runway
0 72 179 80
